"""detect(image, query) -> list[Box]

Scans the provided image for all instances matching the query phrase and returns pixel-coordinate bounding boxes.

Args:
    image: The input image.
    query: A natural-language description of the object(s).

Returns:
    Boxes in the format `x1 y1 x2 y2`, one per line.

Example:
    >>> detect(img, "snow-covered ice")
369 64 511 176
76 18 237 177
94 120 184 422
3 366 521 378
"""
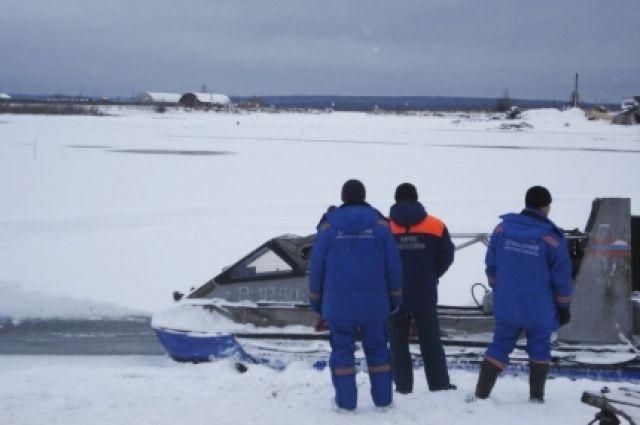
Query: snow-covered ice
1 108 638 317
0 355 632 425
1 108 639 424
0 280 141 323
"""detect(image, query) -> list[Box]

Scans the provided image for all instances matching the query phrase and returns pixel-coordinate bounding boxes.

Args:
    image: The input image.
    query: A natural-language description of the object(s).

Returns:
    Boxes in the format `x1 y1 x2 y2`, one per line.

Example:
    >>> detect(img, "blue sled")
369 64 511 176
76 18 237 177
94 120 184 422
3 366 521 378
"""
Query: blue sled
154 328 253 363
153 328 288 369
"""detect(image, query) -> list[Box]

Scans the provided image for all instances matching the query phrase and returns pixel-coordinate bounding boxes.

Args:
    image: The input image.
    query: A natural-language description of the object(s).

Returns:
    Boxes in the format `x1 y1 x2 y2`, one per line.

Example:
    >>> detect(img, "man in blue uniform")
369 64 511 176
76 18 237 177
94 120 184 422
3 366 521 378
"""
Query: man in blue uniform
475 186 573 402
388 183 456 393
308 179 403 411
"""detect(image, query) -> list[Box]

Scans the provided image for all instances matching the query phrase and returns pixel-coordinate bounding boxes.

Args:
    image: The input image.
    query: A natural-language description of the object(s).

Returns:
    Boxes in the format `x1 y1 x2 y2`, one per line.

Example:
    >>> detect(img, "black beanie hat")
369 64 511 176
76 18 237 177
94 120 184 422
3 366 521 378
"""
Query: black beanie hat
341 179 366 204
525 186 552 209
395 183 418 202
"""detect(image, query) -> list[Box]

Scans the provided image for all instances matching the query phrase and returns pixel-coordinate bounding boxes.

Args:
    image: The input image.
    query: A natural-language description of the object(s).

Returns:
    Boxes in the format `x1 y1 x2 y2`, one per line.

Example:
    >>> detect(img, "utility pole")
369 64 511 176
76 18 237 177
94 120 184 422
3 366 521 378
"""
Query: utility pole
570 73 581 108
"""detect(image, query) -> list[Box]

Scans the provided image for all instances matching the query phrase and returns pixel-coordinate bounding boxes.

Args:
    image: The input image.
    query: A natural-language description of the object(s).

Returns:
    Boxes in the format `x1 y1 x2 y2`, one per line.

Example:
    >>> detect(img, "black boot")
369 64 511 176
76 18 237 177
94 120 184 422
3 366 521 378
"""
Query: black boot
529 362 549 402
475 359 501 399
431 383 457 391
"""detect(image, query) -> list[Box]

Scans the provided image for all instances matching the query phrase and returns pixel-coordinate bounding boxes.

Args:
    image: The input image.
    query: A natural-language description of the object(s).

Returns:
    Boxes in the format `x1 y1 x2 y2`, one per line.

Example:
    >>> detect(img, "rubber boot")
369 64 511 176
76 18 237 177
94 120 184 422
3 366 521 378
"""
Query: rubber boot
475 359 501 399
529 362 549 403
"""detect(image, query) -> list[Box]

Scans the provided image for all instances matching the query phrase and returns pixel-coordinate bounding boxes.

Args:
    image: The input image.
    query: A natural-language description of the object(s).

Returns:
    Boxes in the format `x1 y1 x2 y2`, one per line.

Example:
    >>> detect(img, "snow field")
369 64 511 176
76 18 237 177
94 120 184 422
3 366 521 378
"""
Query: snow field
0 355 622 425
1 109 640 425
0 108 639 316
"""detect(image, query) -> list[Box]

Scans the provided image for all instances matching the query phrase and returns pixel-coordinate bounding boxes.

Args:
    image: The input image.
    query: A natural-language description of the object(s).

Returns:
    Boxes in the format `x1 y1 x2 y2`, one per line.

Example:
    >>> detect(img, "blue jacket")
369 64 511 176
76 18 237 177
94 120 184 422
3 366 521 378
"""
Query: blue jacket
389 201 455 311
308 204 403 321
486 209 573 330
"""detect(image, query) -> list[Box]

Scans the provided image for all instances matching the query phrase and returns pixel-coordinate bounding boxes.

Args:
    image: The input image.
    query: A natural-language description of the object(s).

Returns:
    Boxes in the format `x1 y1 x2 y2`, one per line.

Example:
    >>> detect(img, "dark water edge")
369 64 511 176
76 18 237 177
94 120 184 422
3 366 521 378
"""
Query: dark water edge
231 95 617 112
0 317 165 355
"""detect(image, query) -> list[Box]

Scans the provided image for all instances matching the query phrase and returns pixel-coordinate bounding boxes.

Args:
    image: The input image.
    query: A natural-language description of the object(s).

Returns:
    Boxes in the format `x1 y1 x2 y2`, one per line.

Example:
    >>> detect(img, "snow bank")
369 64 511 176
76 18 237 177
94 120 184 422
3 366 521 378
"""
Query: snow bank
522 107 595 130
151 301 239 333
151 299 316 335
0 281 142 323
0 355 630 425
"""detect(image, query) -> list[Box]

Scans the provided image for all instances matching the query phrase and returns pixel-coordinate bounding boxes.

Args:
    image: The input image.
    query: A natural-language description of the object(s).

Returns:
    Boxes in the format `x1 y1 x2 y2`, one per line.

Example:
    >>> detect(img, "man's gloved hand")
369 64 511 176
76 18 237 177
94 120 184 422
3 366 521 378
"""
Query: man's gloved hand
557 306 571 326
314 317 328 332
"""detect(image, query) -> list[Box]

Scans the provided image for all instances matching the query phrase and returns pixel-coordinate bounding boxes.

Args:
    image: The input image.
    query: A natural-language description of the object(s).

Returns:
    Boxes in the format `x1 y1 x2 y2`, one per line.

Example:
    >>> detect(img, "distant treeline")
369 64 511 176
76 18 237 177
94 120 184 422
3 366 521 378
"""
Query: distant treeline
230 95 619 112
0 103 105 116
2 94 619 112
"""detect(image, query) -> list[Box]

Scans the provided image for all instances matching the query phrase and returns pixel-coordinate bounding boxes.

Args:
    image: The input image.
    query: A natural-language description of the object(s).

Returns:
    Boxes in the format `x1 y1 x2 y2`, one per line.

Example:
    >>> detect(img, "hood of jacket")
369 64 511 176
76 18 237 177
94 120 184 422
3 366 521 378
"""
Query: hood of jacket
326 204 381 235
500 209 561 239
389 201 428 228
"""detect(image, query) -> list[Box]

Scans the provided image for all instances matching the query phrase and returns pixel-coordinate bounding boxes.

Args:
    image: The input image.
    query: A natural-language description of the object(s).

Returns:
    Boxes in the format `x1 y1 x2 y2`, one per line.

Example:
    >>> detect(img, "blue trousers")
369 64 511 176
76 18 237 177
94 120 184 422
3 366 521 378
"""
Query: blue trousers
388 309 451 391
485 321 552 368
328 319 392 410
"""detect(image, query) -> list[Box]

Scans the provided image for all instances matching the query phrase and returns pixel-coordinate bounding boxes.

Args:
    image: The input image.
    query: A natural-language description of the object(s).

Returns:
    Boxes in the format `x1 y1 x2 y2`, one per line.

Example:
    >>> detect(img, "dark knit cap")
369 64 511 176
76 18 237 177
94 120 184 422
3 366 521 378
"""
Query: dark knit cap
395 183 418 202
341 179 366 204
525 186 552 209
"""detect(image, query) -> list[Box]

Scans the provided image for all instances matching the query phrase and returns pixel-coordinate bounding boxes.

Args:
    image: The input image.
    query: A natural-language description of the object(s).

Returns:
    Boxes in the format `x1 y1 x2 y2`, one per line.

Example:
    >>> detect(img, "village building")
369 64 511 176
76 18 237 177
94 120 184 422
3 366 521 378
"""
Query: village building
178 92 231 108
135 92 182 103
613 95 640 125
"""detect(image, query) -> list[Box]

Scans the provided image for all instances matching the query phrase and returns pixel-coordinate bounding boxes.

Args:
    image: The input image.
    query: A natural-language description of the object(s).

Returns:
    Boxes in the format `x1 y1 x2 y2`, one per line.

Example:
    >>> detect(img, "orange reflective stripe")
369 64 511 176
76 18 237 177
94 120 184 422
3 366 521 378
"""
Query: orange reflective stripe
368 363 391 374
389 289 402 298
543 235 559 248
390 216 445 237
318 222 331 231
333 366 356 376
389 220 405 235
555 295 572 304
376 218 390 228
409 216 444 237
309 292 321 300
485 355 506 370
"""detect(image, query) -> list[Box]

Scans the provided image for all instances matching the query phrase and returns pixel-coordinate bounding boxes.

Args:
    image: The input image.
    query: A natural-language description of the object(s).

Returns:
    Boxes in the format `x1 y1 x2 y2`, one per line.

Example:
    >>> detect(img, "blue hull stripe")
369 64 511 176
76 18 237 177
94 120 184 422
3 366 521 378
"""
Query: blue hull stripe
154 329 640 382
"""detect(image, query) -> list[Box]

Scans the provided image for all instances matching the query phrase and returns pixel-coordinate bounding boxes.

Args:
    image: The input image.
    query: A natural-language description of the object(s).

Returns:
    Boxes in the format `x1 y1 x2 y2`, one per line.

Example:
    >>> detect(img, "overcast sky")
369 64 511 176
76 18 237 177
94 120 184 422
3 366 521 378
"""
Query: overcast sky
1 0 638 101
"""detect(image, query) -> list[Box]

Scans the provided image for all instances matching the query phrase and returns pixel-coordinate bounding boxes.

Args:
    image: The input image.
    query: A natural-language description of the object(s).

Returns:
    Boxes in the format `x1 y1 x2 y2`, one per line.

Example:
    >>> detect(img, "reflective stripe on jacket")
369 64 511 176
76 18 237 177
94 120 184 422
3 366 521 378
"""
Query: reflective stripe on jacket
309 204 403 321
486 209 573 330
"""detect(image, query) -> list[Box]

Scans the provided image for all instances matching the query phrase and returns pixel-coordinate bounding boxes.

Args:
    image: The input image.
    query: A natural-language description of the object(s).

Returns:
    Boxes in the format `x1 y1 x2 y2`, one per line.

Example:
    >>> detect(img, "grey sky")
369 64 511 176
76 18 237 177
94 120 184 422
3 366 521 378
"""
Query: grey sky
1 0 638 102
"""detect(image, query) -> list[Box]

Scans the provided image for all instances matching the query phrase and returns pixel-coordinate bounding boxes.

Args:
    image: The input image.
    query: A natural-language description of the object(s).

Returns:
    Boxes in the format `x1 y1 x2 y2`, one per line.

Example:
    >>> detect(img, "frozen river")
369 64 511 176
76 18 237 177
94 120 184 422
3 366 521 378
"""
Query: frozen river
0 317 163 355
1 108 640 425
1 108 638 317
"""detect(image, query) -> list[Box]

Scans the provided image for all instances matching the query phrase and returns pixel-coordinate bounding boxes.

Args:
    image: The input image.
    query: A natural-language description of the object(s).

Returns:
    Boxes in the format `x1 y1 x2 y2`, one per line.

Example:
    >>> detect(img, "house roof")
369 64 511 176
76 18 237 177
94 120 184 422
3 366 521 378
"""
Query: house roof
138 92 181 103
184 92 231 105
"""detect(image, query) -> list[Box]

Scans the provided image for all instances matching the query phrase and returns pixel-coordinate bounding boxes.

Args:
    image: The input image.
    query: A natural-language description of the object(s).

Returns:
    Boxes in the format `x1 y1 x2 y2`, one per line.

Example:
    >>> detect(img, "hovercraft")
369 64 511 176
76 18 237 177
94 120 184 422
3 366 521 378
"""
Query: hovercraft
152 198 640 381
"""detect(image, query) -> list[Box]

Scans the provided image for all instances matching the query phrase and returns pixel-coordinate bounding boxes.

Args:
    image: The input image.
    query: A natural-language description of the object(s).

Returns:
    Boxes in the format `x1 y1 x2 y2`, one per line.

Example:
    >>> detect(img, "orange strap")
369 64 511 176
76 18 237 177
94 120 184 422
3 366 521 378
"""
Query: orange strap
390 215 445 237
555 295 572 304
389 289 402 298
485 355 506 370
